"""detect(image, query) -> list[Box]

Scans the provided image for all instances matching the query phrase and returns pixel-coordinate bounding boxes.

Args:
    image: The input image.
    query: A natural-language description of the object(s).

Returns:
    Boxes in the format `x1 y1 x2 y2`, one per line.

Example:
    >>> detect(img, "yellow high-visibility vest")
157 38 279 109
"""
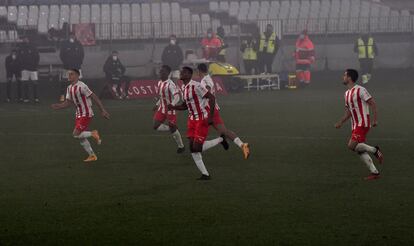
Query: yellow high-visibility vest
243 47 257 60
217 35 226 56
358 37 375 59
259 32 277 53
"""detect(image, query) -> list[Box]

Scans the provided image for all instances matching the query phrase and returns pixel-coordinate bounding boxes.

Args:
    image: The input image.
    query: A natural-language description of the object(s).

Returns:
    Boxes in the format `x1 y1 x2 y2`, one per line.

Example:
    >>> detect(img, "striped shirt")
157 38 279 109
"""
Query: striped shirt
344 85 372 130
157 79 180 115
66 81 94 118
200 74 220 111
183 80 209 120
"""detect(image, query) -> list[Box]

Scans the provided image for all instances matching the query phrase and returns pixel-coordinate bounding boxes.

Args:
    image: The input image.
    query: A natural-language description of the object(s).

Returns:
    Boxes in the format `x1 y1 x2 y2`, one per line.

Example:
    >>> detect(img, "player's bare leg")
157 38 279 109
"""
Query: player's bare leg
214 123 250 159
348 139 381 180
153 120 185 153
73 128 98 162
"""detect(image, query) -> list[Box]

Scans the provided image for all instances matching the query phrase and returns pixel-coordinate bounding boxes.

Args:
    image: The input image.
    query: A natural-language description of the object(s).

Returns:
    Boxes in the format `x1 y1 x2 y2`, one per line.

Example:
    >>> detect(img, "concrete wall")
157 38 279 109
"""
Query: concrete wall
0 34 413 82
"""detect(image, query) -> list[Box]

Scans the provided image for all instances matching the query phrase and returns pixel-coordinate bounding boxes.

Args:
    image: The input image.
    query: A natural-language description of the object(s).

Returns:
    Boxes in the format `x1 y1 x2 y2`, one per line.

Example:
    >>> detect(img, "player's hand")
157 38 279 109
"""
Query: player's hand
51 103 61 110
101 110 110 119
372 120 378 127
334 122 342 129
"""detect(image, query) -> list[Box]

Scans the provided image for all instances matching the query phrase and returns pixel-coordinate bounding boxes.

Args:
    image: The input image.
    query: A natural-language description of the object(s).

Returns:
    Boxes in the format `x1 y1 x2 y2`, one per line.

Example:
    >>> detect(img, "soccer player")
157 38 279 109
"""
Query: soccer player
335 69 384 180
169 67 227 180
51 69 110 162
153 65 185 153
197 63 250 159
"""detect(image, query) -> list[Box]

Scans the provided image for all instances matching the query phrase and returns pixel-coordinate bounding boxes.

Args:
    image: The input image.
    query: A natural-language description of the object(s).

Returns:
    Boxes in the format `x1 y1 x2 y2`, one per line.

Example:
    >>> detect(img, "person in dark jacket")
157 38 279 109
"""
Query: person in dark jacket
161 35 183 81
59 32 84 101
18 36 40 103
5 49 22 102
103 51 127 99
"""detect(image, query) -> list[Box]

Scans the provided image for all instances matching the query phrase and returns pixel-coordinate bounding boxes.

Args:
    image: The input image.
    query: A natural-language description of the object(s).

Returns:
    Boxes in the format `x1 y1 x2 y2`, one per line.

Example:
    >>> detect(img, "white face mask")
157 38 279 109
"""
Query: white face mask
300 34 305 39
170 40 176 45
12 54 16 59
207 33 212 38
112 56 118 61
69 38 74 43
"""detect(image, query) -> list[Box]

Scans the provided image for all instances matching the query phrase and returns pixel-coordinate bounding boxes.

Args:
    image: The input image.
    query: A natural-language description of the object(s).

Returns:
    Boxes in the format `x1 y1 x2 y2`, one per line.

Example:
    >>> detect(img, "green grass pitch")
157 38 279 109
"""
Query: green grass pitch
0 75 413 245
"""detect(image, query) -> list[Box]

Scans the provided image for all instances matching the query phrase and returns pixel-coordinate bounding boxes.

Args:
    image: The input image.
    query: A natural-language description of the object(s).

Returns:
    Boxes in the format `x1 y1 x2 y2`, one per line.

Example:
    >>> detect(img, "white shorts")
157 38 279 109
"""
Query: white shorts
62 69 83 79
21 70 38 81
170 70 180 79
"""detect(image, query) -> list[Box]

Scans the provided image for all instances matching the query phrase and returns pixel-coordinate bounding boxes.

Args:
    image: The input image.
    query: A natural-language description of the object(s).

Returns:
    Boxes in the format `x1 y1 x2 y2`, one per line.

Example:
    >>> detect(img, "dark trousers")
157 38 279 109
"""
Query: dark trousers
243 60 258 75
359 58 374 75
6 72 22 100
258 53 275 73
23 81 39 100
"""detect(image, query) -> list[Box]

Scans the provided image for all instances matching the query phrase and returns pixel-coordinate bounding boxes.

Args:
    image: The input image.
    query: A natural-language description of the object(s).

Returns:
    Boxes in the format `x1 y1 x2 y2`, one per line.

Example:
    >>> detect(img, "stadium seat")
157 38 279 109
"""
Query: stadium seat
17 6 28 27
279 1 290 20
171 2 181 36
269 1 280 19
369 3 380 32
181 8 191 37
191 14 201 37
151 3 162 37
237 1 249 21
141 3 151 37
130 3 141 38
38 5 49 33
211 18 221 33
48 5 59 29
7 6 18 23
229 1 239 18
161 2 171 37
59 5 69 28
219 1 229 13
91 4 100 23
258 1 269 20
28 5 39 26
121 4 131 38
100 4 110 39
201 14 211 35
111 4 121 39
70 5 80 25
80 4 90 24
247 1 260 21
359 1 370 32
209 1 219 12
0 6 7 19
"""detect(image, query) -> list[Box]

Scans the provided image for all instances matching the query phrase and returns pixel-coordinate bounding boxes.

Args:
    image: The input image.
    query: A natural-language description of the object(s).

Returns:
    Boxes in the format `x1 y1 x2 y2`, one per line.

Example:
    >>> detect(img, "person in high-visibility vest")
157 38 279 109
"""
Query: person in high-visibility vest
216 26 228 63
258 24 280 74
354 34 378 84
240 30 259 75
294 30 315 85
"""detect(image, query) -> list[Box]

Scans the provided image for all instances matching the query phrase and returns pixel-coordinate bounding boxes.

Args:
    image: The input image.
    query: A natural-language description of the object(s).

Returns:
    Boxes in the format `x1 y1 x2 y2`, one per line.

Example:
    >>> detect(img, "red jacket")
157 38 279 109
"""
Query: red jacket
295 35 315 65
201 34 222 60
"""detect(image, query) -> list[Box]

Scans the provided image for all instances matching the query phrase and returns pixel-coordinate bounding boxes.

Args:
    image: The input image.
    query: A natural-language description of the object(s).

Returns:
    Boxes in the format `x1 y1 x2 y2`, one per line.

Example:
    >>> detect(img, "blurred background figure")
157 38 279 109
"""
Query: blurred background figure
354 33 378 84
240 28 259 75
201 28 222 60
258 24 280 74
294 30 315 86
103 51 127 99
216 26 228 62
5 49 22 102
161 34 183 81
18 36 40 103
59 32 85 102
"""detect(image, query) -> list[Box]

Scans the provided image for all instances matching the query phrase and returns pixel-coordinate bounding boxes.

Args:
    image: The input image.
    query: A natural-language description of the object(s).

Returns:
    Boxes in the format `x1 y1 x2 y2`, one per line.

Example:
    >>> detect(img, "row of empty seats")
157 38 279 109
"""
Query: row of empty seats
0 2 221 40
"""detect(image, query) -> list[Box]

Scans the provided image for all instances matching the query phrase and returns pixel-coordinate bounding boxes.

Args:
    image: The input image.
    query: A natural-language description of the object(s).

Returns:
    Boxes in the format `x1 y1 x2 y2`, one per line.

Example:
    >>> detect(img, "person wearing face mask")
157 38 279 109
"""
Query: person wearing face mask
18 36 40 103
294 30 315 86
4 49 22 102
201 28 222 60
161 35 184 81
59 32 85 102
103 51 127 99
258 24 280 74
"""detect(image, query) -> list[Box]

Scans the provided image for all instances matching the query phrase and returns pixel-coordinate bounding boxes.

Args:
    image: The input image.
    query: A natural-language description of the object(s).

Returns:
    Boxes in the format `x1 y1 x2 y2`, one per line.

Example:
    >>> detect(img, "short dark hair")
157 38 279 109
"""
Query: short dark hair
197 63 208 73
346 69 358 82
69 68 80 76
182 66 193 75
161 64 172 73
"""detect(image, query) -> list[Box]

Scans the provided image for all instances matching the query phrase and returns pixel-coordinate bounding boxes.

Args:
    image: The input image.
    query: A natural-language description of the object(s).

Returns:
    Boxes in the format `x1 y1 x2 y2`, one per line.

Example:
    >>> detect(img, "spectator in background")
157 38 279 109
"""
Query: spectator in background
354 33 378 84
18 36 40 103
240 29 259 75
258 24 280 74
201 28 222 60
216 26 228 62
103 51 127 99
5 49 22 102
161 34 184 81
59 32 84 102
294 30 315 86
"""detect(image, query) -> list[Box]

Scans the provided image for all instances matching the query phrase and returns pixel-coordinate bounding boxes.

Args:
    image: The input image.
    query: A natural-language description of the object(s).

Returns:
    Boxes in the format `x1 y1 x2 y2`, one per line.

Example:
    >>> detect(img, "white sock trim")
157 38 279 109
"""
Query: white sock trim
233 137 244 148
172 129 184 148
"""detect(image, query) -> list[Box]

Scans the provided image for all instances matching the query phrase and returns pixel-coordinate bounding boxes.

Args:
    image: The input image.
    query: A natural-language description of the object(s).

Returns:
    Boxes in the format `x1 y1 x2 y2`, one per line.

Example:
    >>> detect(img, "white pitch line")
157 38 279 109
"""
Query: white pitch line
0 132 408 142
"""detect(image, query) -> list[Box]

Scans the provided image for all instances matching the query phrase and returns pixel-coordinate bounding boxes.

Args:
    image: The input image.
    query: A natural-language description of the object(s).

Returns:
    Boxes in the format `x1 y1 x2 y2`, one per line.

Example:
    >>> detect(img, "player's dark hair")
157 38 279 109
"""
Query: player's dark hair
346 69 358 82
69 68 80 76
182 66 193 75
197 63 208 73
161 65 172 74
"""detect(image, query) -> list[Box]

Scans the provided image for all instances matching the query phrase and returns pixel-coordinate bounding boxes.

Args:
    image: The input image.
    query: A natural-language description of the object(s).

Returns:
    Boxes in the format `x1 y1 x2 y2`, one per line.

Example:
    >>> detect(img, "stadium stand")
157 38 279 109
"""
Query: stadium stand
0 0 413 43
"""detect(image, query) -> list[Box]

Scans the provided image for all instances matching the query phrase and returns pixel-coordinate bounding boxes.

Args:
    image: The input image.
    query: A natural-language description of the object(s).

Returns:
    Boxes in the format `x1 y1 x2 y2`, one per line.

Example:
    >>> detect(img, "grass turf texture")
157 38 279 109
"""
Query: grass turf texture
0 74 413 245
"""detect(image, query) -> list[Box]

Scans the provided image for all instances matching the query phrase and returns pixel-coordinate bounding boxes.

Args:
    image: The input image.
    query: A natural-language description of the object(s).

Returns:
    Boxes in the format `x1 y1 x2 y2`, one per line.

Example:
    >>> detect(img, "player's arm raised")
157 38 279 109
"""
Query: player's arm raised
90 93 110 119
367 98 378 127
335 107 352 129
51 99 73 110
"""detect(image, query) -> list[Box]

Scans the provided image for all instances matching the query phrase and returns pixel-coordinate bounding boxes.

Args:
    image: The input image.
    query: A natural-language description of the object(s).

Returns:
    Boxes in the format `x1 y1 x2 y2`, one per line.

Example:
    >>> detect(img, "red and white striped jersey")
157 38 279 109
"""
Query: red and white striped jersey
66 81 94 118
157 79 181 114
344 85 372 129
200 74 220 110
183 80 209 120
